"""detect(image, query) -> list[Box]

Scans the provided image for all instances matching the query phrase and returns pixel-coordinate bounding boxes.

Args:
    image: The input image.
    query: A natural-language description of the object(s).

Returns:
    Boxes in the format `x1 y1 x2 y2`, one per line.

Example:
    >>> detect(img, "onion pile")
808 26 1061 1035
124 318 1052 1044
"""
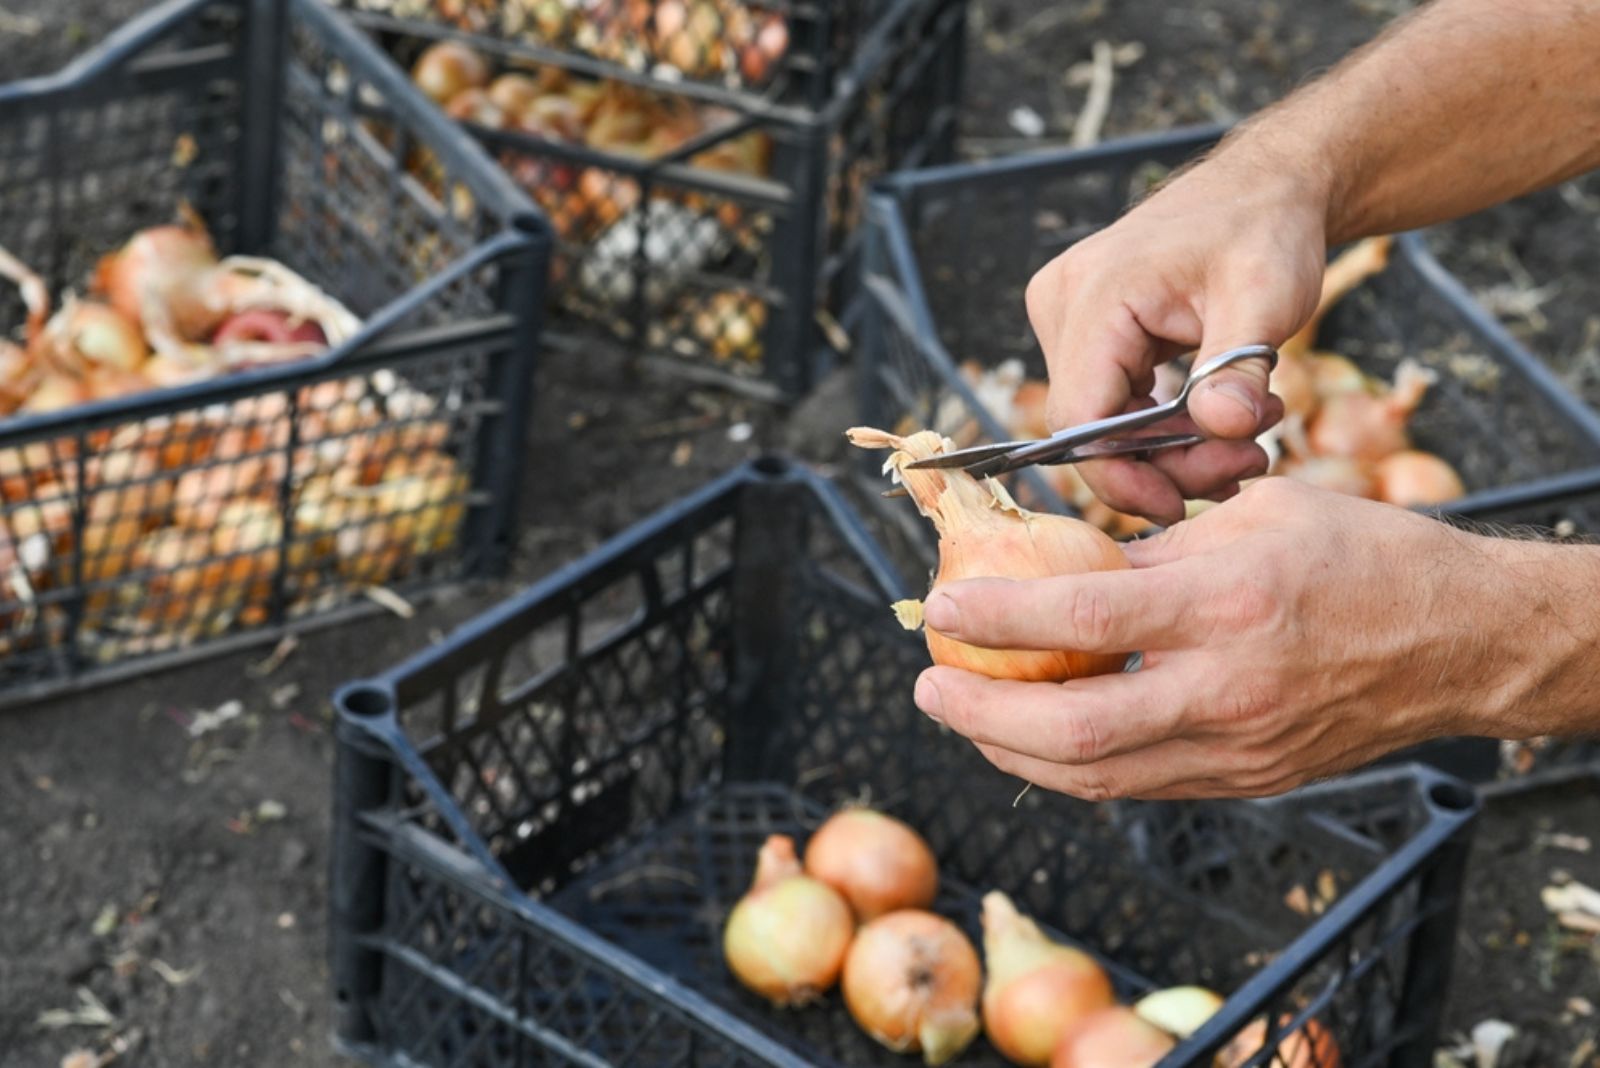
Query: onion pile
847 426 1130 683
407 41 771 244
721 809 1343 1066
0 215 465 658
395 0 791 88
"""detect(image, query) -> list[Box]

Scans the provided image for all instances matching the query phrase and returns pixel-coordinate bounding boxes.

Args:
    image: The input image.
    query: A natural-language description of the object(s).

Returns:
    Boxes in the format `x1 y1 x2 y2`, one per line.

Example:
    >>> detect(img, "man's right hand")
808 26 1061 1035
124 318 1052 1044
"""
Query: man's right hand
1025 144 1330 525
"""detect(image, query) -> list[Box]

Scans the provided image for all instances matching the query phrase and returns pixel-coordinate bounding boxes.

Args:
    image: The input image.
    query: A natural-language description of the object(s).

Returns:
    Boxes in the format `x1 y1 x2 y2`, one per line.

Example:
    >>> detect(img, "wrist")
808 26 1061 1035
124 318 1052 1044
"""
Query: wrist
1447 531 1600 742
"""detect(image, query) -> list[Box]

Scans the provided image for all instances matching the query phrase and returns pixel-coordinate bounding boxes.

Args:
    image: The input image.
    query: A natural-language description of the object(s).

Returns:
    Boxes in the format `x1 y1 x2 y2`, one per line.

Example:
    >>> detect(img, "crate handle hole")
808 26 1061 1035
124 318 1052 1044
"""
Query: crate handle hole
1426 780 1475 812
752 455 791 478
341 685 393 719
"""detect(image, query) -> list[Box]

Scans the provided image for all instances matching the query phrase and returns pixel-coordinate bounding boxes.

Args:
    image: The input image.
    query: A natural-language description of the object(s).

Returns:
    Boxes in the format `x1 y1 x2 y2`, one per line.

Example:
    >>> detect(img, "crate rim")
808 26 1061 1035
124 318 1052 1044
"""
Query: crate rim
332 455 1484 1066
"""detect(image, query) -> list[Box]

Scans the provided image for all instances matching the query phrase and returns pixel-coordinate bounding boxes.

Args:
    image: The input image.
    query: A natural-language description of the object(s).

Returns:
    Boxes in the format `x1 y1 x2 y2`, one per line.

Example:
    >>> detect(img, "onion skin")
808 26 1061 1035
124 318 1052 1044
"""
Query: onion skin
1218 1017 1341 1068
722 835 853 1007
1050 1006 1176 1068
1132 985 1224 1039
804 808 938 922
1373 449 1464 508
212 310 327 347
981 891 1115 1066
842 910 981 1065
848 427 1131 682
93 222 217 331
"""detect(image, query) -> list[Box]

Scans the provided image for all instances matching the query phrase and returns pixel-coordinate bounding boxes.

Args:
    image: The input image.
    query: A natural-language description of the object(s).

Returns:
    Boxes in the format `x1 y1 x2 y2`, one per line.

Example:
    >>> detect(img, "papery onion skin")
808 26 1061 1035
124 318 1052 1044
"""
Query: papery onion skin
842 910 981 1065
981 891 1115 1066
93 222 217 331
1373 449 1464 508
1050 1006 1176 1068
804 808 939 922
1218 1017 1342 1068
722 835 854 1007
1132 985 1224 1040
848 427 1131 683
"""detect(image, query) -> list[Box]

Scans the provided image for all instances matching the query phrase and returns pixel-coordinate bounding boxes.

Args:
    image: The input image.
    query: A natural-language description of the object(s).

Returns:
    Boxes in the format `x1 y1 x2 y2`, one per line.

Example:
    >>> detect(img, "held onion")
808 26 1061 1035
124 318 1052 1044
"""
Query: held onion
980 891 1115 1067
722 834 854 1007
842 910 981 1065
848 426 1131 683
803 808 939 922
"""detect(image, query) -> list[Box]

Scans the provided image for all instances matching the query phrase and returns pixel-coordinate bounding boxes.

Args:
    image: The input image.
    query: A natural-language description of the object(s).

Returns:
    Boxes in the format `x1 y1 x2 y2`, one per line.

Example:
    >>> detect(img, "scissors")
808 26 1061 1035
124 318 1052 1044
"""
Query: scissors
902 344 1278 482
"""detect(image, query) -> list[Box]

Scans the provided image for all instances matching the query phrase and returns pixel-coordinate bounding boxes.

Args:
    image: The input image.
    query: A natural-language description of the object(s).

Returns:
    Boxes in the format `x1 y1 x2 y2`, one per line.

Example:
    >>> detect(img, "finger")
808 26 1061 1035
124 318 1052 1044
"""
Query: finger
1190 308 1286 441
1039 299 1162 433
1147 438 1272 499
973 738 1222 801
1075 457 1186 526
923 567 1197 654
914 665 1187 766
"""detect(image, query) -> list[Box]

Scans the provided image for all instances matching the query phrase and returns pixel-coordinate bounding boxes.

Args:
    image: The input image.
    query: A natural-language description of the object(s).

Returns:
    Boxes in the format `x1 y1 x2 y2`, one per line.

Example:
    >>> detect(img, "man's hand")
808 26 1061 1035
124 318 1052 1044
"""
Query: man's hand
1025 155 1327 526
910 479 1598 800
1029 0 1600 526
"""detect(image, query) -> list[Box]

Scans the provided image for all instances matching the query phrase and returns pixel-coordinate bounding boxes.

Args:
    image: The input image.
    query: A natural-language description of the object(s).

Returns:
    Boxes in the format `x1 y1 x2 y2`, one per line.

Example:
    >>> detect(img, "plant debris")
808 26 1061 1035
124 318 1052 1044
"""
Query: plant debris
37 988 116 1030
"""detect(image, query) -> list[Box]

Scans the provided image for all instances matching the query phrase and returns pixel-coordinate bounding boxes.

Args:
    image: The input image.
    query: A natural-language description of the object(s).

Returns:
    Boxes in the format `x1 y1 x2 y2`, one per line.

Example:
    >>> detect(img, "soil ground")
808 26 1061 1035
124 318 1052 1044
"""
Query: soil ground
1 1 1598 1066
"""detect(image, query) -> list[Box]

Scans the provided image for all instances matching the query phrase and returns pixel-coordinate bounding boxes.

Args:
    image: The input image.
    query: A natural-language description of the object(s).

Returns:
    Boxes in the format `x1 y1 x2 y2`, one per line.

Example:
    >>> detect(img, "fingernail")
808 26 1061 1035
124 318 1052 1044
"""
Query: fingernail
1209 380 1261 423
914 675 944 721
922 590 961 634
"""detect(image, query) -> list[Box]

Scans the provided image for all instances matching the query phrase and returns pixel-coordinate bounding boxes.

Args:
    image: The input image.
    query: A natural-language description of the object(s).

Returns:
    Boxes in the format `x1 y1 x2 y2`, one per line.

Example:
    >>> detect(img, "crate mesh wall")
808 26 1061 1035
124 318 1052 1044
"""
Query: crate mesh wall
0 0 540 698
340 471 1476 1067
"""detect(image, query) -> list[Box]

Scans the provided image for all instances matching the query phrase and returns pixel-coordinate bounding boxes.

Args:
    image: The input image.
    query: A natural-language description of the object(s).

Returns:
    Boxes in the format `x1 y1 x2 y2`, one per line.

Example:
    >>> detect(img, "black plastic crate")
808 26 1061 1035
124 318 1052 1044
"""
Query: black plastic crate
343 0 965 400
331 456 1481 1068
858 125 1600 561
0 0 548 706
334 0 910 114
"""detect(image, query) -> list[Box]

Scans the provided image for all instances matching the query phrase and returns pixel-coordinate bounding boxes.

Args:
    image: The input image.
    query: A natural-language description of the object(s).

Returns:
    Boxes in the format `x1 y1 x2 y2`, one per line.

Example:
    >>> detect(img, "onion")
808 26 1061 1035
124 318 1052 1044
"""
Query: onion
980 891 1115 1066
1132 985 1224 1040
486 72 543 115
842 910 981 1065
412 41 490 106
1050 1006 1176 1068
20 373 90 414
1307 359 1434 462
803 808 939 922
1271 349 1318 423
848 426 1131 682
723 834 854 1006
445 87 507 128
92 221 217 331
1308 352 1370 398
212 309 327 347
0 341 39 414
1374 449 1464 507
37 298 148 377
1276 457 1377 499
1218 1016 1341 1068
1009 379 1051 440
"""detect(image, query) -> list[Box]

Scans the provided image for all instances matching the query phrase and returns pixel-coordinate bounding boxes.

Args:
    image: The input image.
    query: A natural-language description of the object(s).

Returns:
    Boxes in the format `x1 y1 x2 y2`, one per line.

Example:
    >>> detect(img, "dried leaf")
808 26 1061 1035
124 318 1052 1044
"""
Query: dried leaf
256 799 287 823
363 586 415 620
149 959 201 987
1543 881 1600 918
1471 1019 1516 1068
37 988 116 1030
90 904 118 938
1284 884 1313 916
187 699 244 738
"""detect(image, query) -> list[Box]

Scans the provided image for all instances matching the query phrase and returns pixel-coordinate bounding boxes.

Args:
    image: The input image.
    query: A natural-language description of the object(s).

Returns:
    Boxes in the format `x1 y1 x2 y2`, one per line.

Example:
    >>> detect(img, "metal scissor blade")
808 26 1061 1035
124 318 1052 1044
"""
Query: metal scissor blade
1035 433 1206 465
902 438 1034 470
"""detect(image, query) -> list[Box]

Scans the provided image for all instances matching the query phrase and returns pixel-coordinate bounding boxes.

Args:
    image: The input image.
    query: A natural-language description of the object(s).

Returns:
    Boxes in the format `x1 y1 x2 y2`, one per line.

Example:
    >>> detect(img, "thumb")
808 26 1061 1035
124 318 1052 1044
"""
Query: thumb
1185 324 1279 440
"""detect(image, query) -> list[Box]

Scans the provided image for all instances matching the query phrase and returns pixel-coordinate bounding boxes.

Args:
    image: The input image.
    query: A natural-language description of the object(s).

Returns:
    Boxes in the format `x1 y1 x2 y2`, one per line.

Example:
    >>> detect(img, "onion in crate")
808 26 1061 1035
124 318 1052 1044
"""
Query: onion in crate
1050 1006 1175 1068
980 891 1114 1066
803 808 938 922
722 834 854 1006
842 910 981 1065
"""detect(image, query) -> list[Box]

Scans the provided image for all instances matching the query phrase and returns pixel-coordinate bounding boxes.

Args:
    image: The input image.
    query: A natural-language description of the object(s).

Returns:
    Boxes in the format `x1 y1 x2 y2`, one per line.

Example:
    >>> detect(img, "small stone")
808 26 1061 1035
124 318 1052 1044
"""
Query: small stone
276 912 296 929
279 837 310 873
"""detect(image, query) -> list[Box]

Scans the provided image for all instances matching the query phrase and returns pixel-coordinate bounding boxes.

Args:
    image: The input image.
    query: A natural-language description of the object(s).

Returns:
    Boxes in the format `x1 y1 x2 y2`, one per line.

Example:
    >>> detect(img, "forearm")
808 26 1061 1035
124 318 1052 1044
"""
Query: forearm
1465 534 1600 742
1215 0 1600 244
